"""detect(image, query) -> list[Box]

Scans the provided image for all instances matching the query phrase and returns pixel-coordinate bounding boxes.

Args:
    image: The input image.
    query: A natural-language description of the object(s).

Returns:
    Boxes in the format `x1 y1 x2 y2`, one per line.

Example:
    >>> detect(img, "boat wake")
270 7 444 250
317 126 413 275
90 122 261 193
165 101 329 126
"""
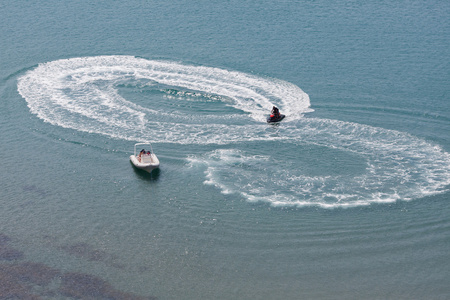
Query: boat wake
17 55 450 208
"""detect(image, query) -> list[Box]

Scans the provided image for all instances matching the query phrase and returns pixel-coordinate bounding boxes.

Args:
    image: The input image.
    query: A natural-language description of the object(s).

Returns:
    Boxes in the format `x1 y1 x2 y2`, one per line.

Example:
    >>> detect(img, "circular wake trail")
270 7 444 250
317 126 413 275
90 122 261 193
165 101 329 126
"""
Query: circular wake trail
17 55 450 208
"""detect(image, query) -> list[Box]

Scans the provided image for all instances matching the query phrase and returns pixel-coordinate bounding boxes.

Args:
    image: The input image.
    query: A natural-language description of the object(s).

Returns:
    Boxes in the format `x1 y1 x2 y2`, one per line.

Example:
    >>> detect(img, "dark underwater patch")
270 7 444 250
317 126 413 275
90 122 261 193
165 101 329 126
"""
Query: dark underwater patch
0 233 24 261
0 232 157 299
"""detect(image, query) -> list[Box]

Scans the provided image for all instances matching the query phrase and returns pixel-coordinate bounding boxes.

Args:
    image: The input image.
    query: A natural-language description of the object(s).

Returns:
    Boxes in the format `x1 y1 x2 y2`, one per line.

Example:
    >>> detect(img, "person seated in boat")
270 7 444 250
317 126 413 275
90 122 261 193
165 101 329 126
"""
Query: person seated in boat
138 149 145 161
271 106 280 118
147 151 151 155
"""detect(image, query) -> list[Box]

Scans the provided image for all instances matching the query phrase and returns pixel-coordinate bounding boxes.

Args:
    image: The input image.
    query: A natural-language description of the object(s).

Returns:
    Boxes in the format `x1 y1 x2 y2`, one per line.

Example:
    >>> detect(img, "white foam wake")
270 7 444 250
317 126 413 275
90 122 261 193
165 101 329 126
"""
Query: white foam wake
17 55 450 208
17 55 311 136
188 119 450 208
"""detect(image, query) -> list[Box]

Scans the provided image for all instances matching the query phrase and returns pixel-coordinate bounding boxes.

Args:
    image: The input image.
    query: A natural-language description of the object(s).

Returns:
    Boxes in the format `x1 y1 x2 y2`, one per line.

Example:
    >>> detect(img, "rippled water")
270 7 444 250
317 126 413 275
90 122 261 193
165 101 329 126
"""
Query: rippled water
2 1 450 299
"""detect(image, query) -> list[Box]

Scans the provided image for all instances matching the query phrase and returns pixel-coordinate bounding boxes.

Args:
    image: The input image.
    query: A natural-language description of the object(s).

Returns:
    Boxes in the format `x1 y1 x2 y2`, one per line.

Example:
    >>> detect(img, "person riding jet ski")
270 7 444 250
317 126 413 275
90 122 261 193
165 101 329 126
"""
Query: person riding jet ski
271 106 280 118
267 106 285 123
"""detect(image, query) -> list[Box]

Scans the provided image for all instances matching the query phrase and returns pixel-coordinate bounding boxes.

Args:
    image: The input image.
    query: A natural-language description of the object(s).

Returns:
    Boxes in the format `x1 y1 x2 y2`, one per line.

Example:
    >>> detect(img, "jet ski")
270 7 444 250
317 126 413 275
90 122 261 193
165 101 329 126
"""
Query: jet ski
267 114 285 123
267 106 285 123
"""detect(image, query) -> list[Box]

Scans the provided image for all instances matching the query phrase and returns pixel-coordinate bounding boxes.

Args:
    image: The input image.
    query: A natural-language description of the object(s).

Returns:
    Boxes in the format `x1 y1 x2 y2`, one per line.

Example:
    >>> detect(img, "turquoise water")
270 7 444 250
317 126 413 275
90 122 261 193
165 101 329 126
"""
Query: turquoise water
1 1 450 299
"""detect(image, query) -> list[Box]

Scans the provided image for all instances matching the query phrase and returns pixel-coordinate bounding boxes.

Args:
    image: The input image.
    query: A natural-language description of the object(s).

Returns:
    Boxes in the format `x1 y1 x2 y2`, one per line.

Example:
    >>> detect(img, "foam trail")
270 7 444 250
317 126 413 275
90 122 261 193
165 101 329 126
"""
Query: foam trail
188 120 450 208
18 56 311 129
17 55 450 208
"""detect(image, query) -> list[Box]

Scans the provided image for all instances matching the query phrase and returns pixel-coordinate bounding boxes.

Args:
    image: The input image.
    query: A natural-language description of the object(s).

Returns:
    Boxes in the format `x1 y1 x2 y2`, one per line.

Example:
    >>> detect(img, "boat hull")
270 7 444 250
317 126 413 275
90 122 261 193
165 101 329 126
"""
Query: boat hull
267 114 285 123
130 154 160 173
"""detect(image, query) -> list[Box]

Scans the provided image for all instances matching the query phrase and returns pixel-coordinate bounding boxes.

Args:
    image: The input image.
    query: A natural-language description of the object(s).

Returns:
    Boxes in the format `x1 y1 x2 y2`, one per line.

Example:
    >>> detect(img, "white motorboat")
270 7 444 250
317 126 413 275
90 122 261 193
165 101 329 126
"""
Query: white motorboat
130 143 160 173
